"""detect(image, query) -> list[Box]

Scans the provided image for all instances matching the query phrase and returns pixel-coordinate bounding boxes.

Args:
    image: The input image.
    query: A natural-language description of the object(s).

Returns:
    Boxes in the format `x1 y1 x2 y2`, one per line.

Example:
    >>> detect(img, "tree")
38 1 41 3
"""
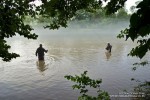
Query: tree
65 71 110 100
117 0 150 59
0 0 150 61
115 8 129 19
0 0 38 61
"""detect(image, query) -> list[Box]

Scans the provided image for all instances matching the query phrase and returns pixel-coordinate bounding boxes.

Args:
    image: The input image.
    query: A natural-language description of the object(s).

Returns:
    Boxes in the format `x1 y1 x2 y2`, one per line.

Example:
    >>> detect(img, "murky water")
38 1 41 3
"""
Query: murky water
0 25 150 100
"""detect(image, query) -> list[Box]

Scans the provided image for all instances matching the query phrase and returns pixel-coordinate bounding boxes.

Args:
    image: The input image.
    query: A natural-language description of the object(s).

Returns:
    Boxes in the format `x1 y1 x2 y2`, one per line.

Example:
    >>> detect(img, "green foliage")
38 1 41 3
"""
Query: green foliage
105 0 127 14
0 39 19 61
116 8 129 18
64 71 110 100
117 28 129 38
117 0 150 59
39 0 102 29
25 8 129 25
0 0 38 61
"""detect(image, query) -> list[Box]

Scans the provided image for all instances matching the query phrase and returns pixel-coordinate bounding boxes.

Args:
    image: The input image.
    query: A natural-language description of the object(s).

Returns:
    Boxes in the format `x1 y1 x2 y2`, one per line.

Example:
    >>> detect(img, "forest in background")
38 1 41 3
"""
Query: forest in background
24 8 130 27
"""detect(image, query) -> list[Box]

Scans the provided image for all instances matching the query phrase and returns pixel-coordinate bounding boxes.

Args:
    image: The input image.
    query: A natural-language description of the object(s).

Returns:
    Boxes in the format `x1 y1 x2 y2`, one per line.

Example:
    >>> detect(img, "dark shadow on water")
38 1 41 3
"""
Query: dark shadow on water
36 60 48 74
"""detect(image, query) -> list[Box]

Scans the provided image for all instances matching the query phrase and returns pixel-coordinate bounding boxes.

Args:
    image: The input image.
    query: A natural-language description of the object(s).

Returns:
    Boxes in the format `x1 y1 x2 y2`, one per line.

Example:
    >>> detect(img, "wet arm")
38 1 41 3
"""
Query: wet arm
44 49 48 53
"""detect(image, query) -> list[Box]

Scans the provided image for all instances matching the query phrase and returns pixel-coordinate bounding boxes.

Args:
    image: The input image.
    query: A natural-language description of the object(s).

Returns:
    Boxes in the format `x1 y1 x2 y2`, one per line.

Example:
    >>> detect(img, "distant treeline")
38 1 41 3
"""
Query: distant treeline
24 8 130 26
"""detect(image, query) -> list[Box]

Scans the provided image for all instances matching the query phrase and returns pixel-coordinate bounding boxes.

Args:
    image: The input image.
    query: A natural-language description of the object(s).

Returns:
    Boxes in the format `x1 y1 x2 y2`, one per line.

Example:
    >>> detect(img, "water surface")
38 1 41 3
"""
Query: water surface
0 25 150 100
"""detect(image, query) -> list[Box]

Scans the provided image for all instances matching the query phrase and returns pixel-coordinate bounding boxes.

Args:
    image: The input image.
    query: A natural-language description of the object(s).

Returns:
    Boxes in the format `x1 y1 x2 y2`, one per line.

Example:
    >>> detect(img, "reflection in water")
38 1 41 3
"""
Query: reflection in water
36 60 48 74
105 51 111 60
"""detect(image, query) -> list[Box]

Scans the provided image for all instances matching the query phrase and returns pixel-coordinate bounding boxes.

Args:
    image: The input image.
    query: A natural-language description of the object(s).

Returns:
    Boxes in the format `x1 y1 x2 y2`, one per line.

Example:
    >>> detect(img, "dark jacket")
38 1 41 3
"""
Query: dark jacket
106 44 112 53
36 47 47 60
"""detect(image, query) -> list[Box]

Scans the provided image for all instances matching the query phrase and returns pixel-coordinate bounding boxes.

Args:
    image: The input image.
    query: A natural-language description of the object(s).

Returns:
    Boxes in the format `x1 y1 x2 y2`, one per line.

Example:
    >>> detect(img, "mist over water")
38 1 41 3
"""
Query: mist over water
0 20 150 100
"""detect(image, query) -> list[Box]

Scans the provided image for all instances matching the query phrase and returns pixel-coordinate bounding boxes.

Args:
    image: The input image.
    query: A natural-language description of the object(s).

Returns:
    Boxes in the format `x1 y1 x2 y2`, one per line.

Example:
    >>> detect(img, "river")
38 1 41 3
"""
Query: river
0 23 150 100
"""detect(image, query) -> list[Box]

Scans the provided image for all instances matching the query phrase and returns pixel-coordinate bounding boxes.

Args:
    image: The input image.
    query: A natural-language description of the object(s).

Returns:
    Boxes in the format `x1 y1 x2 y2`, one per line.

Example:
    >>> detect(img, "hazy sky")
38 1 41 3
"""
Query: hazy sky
125 0 140 8
102 0 140 8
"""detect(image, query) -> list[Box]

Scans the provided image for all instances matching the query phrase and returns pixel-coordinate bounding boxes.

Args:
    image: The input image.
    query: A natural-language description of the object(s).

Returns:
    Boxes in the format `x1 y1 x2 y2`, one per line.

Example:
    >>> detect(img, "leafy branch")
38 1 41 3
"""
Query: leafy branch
64 71 110 100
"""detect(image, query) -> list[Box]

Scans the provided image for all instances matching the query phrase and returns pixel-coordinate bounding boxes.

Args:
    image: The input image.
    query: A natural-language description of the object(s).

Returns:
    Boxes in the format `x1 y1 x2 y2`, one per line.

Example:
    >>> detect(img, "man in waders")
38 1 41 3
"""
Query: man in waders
105 43 112 53
36 44 48 61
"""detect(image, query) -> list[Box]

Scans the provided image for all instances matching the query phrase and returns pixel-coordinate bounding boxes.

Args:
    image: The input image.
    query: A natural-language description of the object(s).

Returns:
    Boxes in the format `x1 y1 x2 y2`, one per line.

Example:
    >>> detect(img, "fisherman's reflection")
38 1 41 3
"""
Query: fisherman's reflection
105 52 111 60
36 60 48 73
